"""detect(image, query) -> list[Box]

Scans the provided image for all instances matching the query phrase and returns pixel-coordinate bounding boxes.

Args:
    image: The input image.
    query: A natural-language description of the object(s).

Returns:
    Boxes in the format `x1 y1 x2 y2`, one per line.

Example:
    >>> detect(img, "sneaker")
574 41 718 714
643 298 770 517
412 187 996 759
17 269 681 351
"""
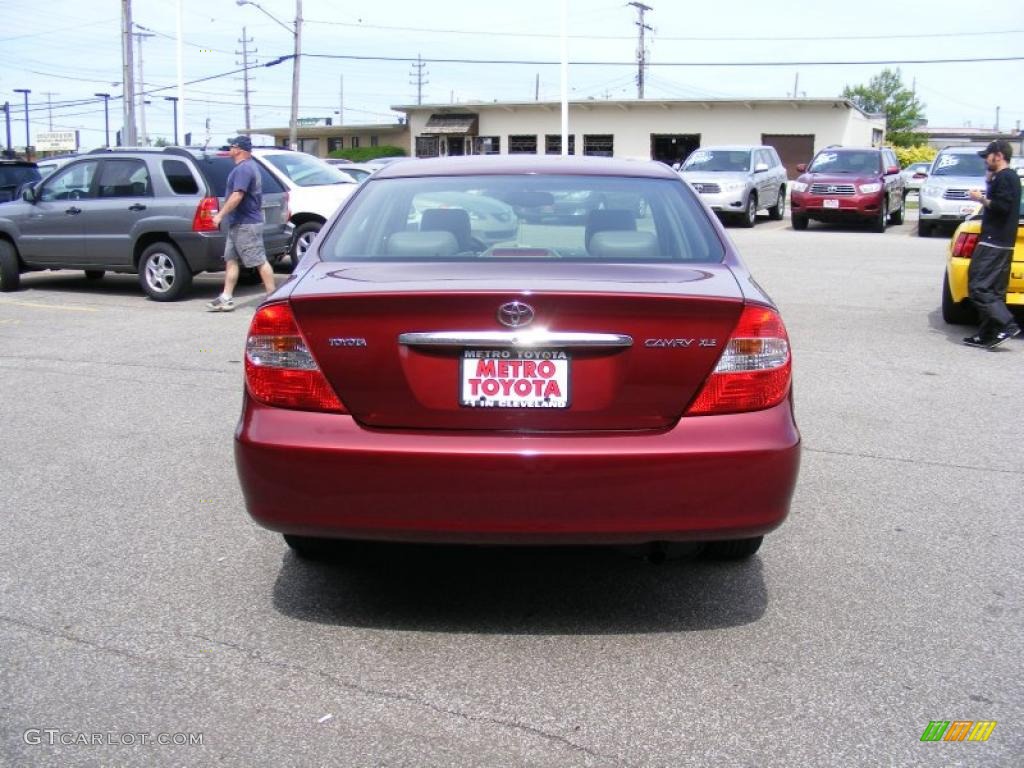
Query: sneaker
985 325 1021 348
205 296 235 312
962 333 990 347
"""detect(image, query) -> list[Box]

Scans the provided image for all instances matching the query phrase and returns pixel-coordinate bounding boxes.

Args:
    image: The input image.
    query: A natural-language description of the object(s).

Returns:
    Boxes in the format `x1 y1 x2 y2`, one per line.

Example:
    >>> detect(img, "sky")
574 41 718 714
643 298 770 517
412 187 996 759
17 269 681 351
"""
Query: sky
1 0 1022 151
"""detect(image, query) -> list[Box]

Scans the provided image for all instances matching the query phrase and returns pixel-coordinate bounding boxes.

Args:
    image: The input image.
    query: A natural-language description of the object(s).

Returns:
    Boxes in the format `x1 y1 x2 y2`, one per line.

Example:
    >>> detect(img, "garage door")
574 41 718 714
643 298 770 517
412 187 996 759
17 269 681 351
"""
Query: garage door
762 134 815 179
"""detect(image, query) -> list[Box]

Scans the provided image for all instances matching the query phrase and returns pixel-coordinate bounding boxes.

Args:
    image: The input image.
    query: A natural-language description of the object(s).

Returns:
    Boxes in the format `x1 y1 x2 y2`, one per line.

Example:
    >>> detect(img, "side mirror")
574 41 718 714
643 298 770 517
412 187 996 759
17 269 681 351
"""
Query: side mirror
754 162 769 173
886 165 900 175
21 185 37 203
796 163 807 173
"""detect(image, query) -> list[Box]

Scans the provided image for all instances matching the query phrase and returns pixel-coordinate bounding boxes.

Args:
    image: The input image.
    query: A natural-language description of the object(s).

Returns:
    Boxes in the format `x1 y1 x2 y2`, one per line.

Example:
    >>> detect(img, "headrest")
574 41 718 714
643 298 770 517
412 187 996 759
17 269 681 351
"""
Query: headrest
384 230 459 258
588 230 659 260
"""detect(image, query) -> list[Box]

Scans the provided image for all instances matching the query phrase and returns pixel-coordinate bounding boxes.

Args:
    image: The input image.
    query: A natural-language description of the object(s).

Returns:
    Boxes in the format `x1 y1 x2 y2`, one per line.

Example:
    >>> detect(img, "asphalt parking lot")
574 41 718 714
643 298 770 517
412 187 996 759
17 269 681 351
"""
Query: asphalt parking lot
1 209 1021 767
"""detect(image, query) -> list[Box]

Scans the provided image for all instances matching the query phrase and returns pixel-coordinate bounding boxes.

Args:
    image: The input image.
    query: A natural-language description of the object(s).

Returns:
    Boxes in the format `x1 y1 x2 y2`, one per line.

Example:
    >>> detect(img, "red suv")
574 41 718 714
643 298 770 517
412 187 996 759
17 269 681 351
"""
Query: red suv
790 146 905 232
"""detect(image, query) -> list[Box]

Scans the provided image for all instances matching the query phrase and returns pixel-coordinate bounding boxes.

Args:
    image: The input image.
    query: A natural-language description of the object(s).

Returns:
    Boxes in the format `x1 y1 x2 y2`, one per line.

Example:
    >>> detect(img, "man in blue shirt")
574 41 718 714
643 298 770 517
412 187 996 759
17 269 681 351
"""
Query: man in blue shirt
206 135 276 312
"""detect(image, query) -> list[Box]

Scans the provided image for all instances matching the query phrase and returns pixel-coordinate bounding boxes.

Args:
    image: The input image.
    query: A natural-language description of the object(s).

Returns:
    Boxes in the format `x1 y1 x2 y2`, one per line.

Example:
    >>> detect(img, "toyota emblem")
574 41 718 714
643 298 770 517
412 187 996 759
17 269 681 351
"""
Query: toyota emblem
497 301 534 328
827 185 837 193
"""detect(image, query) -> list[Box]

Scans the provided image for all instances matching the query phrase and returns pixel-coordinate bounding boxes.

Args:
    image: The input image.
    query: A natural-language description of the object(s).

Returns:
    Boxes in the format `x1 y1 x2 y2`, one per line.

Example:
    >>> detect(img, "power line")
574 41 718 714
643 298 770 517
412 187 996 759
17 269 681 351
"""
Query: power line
303 18 1024 43
302 52 1024 67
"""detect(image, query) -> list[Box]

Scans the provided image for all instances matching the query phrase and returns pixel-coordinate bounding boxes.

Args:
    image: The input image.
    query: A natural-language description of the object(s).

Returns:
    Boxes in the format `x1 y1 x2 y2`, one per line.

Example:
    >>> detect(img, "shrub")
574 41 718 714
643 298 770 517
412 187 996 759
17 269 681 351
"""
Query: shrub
892 145 937 168
328 145 407 163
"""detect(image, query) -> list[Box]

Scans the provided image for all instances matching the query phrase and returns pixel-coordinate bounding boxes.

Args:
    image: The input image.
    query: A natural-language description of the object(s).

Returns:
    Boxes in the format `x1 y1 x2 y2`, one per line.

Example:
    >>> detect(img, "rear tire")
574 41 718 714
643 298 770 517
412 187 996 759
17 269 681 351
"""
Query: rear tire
138 241 193 302
283 534 348 560
0 240 21 292
84 270 105 280
941 271 977 325
791 213 808 231
702 536 764 560
768 187 786 220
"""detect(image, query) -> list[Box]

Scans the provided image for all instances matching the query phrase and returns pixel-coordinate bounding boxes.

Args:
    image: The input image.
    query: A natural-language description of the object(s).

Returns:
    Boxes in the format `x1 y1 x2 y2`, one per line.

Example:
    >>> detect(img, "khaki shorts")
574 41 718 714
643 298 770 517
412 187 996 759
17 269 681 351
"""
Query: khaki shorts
224 223 266 268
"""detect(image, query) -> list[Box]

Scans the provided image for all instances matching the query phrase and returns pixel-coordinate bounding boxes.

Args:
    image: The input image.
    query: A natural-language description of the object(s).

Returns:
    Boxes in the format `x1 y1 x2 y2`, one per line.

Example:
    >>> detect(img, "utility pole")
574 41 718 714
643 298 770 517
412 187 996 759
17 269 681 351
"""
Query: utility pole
41 92 59 131
629 2 653 99
792 72 799 98
409 54 429 106
338 74 343 125
535 73 540 101
3 102 11 156
133 28 155 145
995 105 1000 132
121 0 137 146
236 27 256 132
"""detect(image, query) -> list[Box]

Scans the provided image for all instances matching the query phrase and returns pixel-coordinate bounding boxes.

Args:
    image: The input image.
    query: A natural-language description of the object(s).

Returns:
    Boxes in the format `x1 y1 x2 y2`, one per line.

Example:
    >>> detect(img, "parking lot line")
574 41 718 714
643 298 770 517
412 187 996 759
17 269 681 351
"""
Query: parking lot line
0 299 99 313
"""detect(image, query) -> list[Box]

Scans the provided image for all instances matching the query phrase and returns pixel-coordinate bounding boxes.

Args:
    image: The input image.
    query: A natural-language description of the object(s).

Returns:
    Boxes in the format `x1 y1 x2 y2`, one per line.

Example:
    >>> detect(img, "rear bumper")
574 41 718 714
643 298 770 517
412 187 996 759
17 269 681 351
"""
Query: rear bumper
235 398 801 544
174 228 291 272
791 191 883 220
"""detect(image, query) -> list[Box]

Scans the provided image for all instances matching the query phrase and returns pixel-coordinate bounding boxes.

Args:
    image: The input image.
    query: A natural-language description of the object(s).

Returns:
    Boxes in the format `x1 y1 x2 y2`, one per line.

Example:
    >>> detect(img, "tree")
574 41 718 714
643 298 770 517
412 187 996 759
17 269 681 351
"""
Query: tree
841 68 926 147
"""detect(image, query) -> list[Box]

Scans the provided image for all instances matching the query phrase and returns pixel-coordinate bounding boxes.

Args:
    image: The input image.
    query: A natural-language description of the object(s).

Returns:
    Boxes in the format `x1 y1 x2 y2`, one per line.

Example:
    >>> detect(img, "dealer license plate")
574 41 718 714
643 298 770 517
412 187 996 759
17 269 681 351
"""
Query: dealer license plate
460 350 570 408
960 204 981 216
823 199 840 209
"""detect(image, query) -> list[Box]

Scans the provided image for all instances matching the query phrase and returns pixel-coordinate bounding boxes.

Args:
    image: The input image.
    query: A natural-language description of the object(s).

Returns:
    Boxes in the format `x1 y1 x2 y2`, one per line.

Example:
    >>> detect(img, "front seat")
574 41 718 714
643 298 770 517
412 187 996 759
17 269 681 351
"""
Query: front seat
585 209 636 250
421 208 474 252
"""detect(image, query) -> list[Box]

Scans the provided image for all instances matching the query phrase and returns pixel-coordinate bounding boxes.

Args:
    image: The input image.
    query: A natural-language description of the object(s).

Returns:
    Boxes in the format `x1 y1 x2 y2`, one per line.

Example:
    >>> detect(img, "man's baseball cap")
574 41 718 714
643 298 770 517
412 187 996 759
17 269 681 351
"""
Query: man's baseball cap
977 139 1012 160
228 135 253 152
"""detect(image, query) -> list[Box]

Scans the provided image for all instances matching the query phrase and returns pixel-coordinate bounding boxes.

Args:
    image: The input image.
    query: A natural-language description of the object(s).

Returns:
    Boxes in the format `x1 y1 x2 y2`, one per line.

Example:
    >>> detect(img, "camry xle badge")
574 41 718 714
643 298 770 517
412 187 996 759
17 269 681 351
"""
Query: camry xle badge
645 338 718 348
827 185 838 193
328 337 367 347
497 301 534 328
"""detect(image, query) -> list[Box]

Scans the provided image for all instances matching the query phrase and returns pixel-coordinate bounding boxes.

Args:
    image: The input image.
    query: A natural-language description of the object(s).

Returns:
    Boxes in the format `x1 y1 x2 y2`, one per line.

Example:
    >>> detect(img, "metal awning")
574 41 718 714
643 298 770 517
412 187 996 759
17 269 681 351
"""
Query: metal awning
423 113 478 135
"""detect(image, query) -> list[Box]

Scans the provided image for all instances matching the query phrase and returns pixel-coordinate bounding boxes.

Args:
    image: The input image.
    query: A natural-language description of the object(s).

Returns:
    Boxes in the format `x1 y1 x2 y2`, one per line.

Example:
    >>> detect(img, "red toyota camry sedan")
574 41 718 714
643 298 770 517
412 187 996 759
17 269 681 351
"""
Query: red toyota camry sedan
235 156 801 560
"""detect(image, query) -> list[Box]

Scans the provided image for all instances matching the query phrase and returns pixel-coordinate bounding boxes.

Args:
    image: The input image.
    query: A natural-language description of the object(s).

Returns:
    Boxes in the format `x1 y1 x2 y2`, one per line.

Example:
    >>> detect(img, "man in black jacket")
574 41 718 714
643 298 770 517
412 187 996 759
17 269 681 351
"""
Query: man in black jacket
964 140 1022 348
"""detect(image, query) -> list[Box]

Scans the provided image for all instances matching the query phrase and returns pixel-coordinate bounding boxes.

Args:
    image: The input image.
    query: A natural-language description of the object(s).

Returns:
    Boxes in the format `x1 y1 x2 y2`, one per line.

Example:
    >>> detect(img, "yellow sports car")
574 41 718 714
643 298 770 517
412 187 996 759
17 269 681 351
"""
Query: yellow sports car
942 195 1024 324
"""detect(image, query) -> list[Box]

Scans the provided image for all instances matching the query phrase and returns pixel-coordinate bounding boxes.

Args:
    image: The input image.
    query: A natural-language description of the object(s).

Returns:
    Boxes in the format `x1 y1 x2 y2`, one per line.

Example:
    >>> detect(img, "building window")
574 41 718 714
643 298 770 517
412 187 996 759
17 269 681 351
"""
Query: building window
583 134 614 157
351 137 360 149
370 135 379 147
871 129 884 147
545 134 576 155
297 138 319 155
327 138 343 153
416 136 440 157
508 135 538 154
474 136 501 155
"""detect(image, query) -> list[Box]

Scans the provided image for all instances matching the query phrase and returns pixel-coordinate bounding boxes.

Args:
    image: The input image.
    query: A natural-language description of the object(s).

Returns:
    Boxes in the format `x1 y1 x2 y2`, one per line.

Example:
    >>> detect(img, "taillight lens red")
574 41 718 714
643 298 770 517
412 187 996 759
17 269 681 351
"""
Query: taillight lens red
192 196 220 232
951 232 979 258
685 305 792 416
244 302 346 413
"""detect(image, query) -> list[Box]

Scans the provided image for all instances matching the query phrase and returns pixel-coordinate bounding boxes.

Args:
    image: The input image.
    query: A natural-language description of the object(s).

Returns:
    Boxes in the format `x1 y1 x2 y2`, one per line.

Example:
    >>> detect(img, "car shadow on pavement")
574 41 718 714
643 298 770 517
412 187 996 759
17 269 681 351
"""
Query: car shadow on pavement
271 543 767 635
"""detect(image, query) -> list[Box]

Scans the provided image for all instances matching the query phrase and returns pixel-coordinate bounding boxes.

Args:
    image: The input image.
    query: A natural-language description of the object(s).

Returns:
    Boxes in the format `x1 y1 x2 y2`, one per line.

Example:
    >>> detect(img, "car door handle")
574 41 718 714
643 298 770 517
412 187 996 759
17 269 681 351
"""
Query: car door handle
128 203 146 211
65 207 81 215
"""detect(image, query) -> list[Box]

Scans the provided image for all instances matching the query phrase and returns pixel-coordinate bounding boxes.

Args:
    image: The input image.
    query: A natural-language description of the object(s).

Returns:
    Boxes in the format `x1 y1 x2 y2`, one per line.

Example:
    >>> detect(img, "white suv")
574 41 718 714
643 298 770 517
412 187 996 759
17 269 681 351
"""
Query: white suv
251 148 358 266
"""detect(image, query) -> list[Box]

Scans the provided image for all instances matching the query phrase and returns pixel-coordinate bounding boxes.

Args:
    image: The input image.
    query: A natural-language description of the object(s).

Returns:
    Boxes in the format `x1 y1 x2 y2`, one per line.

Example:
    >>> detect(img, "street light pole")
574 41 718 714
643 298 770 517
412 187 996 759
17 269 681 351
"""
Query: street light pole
13 89 30 157
237 0 301 151
164 97 179 144
95 93 111 147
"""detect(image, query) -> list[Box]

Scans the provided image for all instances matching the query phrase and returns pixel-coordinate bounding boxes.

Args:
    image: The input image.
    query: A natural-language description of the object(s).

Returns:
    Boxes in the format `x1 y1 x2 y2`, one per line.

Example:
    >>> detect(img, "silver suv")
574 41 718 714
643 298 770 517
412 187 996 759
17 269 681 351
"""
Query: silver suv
0 147 290 300
918 147 988 237
677 145 788 227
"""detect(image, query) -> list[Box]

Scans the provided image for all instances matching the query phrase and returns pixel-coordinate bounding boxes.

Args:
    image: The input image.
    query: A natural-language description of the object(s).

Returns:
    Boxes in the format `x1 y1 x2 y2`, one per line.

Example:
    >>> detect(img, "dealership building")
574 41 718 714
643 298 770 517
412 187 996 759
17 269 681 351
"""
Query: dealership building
252 97 885 177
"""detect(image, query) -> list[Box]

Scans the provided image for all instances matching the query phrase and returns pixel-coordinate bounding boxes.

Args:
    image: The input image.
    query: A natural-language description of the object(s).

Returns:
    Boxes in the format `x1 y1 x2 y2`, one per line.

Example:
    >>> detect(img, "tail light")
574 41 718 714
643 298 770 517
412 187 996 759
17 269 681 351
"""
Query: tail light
192 196 220 232
685 305 792 416
283 190 291 222
951 232 979 258
244 302 346 413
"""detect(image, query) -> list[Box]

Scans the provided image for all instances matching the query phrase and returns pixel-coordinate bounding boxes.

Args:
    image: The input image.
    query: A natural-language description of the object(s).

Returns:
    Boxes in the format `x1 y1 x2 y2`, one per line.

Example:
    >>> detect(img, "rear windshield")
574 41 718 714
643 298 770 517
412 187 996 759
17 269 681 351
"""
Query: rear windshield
0 165 41 202
319 174 724 264
930 152 987 177
809 151 881 174
191 155 285 196
681 150 752 172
